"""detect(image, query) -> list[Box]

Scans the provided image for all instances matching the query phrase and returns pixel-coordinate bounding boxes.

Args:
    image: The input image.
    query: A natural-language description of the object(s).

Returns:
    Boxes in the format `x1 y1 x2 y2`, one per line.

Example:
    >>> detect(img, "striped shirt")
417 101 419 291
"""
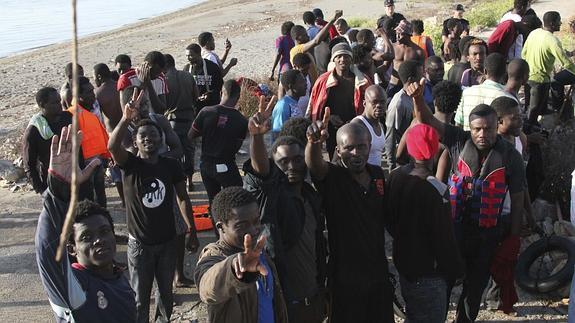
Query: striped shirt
455 80 516 130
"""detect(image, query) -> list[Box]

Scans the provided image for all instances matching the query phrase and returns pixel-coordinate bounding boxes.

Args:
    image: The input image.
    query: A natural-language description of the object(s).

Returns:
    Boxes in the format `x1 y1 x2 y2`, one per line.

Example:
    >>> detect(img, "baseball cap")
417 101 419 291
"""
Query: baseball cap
455 4 465 12
384 0 395 7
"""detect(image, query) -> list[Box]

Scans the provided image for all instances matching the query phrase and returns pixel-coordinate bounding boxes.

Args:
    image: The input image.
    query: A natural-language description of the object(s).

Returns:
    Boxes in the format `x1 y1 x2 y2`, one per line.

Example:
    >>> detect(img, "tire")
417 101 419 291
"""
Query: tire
516 236 575 293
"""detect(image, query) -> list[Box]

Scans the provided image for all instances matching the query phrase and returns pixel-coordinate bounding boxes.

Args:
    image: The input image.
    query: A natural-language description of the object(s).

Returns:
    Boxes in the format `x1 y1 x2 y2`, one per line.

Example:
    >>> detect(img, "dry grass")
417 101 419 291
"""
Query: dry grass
237 76 278 118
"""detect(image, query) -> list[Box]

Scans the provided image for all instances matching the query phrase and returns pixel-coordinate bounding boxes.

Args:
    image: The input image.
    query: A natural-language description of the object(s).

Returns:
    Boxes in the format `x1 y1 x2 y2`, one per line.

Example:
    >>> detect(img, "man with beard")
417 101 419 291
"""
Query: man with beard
306 112 394 322
406 78 526 323
351 85 387 166
242 97 327 323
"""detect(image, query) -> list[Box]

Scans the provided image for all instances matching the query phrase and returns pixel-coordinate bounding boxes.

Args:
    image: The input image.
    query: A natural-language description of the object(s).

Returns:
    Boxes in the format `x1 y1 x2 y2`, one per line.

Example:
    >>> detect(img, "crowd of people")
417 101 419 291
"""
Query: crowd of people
26 0 575 322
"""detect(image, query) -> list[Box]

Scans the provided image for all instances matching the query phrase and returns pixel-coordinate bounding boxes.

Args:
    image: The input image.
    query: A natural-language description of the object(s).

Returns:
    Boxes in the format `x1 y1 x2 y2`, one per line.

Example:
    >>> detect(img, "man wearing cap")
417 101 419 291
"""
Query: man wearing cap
379 0 406 43
389 20 425 100
386 123 464 323
308 42 372 159
442 4 470 43
406 78 527 323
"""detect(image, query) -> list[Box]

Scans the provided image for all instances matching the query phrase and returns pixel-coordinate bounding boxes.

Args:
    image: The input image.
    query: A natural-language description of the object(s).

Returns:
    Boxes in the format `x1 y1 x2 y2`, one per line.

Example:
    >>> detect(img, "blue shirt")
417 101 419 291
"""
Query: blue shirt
257 254 275 323
423 79 435 113
271 95 297 133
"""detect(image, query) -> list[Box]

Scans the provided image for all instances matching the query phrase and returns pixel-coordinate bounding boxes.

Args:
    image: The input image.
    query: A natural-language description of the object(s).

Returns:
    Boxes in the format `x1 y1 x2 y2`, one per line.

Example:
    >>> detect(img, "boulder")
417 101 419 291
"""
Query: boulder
0 159 25 182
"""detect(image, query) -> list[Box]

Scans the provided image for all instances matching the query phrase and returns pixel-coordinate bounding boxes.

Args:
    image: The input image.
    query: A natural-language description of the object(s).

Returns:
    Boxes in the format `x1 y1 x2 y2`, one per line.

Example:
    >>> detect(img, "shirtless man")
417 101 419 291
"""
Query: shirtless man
389 20 425 98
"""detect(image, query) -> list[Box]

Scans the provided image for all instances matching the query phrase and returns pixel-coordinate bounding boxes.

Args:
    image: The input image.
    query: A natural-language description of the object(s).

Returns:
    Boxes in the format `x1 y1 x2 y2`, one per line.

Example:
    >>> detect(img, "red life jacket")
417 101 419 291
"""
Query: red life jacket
448 139 509 228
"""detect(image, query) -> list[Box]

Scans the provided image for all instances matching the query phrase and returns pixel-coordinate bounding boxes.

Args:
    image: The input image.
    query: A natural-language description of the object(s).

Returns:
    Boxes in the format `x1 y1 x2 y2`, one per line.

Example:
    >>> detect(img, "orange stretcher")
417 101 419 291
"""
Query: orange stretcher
192 204 214 231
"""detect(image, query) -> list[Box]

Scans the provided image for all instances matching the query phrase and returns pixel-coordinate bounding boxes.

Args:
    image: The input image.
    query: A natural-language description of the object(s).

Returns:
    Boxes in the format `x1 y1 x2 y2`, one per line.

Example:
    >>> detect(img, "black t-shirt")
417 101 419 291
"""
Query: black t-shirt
312 163 389 285
385 167 464 281
442 18 470 36
191 105 248 163
326 75 356 123
183 59 223 110
121 153 185 245
442 124 525 194
447 62 470 86
314 41 331 74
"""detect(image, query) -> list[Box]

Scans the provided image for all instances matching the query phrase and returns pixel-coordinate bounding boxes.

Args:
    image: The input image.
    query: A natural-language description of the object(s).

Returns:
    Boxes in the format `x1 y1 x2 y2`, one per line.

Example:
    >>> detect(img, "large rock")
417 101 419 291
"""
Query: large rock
0 159 25 182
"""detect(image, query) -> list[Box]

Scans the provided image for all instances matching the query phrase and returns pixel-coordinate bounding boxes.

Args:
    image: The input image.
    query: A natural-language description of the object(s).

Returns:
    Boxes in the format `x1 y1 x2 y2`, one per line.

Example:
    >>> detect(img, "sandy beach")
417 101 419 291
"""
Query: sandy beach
0 0 573 321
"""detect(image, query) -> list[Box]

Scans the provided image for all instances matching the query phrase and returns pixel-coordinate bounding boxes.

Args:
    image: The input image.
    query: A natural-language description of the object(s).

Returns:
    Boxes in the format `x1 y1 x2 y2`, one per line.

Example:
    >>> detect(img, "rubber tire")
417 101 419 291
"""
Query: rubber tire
516 236 575 293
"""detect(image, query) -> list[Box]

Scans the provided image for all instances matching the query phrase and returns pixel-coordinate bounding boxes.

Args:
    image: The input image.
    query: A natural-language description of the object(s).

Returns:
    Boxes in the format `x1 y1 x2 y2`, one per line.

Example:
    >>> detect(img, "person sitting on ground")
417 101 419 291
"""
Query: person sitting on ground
60 62 84 109
108 88 199 323
386 123 464 323
411 19 435 60
522 11 575 124
313 8 339 39
290 10 343 85
270 21 295 82
198 31 237 77
117 51 168 114
271 70 307 140
303 11 320 39
488 14 541 61
460 38 488 88
423 56 445 112
194 186 288 323
188 80 248 207
388 20 425 98
23 87 72 194
456 52 516 130
93 63 124 206
442 4 469 43
184 43 224 112
447 35 474 85
385 60 423 169
351 85 387 167
67 77 111 208
308 42 371 160
244 99 328 322
442 18 464 63
306 116 395 322
112 54 132 81
35 126 136 323
379 0 406 42
406 78 527 323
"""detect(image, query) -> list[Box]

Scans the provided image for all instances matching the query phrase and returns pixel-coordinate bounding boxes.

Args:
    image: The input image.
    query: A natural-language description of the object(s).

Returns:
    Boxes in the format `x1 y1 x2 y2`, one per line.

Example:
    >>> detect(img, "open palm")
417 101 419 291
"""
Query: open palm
48 126 100 184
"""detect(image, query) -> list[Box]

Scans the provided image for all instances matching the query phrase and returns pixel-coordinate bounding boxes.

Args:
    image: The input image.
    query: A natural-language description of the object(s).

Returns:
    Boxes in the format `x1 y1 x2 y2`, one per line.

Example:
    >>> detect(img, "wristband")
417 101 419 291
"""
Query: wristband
48 169 69 183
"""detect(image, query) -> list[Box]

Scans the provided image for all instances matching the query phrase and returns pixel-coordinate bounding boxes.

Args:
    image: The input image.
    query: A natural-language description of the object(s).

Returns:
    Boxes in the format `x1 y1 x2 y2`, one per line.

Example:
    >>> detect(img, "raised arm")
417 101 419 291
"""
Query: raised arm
249 96 277 176
405 78 445 138
301 10 343 53
108 88 144 166
305 107 331 180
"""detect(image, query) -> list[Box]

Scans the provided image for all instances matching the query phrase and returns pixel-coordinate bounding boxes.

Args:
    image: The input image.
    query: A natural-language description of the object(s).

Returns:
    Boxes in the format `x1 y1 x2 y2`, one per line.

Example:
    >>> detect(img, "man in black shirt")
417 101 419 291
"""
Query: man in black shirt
108 89 199 323
183 43 223 112
243 98 327 322
23 87 72 193
442 4 470 43
386 123 464 322
188 80 248 205
447 36 474 86
406 78 526 323
379 0 405 43
306 109 394 322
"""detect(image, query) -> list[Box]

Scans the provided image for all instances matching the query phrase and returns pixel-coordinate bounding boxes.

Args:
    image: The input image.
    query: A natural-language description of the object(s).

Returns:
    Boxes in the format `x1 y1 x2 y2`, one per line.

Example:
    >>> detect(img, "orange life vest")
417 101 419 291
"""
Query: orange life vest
411 35 429 59
67 105 111 160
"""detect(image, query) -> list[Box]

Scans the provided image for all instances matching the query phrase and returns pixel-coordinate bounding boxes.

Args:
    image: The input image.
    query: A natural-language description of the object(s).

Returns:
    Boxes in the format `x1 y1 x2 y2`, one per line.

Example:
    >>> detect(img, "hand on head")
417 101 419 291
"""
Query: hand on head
307 107 331 144
137 62 152 85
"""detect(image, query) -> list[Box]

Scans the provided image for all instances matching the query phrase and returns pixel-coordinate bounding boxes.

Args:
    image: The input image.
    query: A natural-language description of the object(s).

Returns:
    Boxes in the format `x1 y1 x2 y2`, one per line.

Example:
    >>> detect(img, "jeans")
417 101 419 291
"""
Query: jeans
199 160 243 203
400 275 448 323
448 222 502 323
526 81 551 124
128 238 177 323
551 69 575 111
170 120 195 176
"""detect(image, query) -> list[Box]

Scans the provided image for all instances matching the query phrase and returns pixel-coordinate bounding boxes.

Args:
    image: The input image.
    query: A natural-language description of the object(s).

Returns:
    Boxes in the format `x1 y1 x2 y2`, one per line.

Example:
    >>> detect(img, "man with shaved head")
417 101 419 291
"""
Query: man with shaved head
351 85 387 166
306 111 394 322
505 58 530 102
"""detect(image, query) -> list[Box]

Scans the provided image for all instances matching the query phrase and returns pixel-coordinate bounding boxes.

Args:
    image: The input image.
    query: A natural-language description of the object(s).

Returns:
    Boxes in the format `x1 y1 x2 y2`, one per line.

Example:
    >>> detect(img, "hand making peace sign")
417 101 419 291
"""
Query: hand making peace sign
233 234 268 279
248 95 277 136
123 87 146 121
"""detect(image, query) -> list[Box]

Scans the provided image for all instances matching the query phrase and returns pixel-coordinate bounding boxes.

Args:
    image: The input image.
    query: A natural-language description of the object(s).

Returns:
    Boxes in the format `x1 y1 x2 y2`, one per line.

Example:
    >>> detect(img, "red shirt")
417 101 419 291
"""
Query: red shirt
316 19 338 40
488 20 517 57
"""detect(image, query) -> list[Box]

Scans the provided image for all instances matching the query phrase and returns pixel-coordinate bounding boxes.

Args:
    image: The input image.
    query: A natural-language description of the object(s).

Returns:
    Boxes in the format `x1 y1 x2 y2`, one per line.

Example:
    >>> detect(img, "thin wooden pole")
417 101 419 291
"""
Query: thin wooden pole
56 0 80 262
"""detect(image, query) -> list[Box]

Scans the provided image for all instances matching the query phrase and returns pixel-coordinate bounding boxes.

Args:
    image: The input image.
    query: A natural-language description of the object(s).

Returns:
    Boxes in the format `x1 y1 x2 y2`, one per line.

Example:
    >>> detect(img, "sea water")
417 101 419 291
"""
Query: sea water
0 0 204 57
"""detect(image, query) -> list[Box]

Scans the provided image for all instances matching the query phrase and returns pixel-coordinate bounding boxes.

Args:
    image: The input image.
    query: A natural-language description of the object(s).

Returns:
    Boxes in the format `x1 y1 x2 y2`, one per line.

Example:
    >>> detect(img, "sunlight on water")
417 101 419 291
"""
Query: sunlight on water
0 0 203 57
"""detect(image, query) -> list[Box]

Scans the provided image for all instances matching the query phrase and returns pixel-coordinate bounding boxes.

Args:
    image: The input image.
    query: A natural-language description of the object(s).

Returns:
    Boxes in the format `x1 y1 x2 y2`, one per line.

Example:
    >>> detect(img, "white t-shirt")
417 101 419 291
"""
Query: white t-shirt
202 49 222 67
